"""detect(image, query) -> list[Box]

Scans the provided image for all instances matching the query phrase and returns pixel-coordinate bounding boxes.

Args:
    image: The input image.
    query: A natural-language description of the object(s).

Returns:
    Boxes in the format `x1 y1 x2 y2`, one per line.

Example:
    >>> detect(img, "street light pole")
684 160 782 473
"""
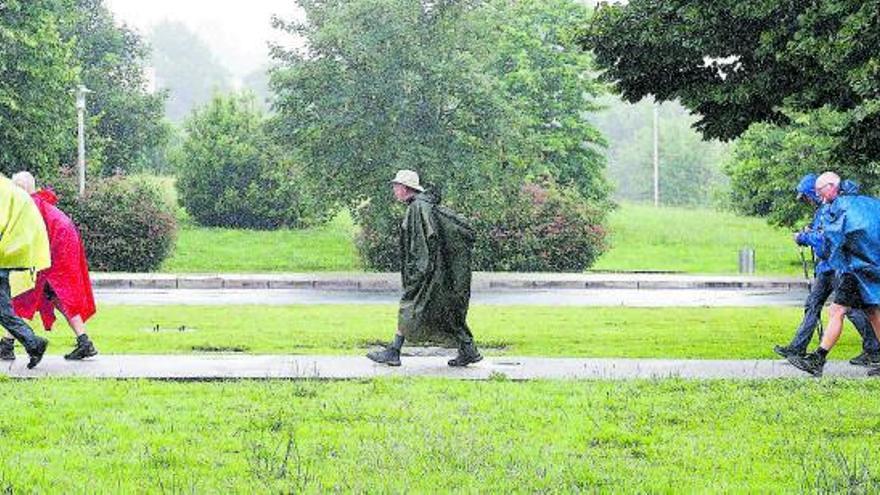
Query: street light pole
75 85 92 197
652 102 659 207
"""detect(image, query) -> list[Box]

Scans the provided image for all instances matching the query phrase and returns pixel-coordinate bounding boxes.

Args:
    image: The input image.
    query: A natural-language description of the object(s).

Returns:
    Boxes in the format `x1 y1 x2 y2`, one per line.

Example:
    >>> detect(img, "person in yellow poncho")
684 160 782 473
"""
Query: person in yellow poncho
0 174 51 369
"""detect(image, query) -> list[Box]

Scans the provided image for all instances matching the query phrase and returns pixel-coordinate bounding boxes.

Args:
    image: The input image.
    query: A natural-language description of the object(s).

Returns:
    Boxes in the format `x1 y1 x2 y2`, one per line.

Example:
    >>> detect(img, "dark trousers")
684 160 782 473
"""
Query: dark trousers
0 270 40 351
789 270 880 353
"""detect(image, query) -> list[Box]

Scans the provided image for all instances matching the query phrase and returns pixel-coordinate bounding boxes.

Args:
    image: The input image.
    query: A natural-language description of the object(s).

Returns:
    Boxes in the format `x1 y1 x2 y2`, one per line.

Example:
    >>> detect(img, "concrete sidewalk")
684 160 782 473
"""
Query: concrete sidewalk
2 355 869 380
92 272 810 291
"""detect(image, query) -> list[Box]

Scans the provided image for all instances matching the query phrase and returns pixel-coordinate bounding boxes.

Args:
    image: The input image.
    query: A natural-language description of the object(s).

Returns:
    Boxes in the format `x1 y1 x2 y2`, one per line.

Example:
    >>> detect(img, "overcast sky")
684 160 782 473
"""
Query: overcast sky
105 0 304 79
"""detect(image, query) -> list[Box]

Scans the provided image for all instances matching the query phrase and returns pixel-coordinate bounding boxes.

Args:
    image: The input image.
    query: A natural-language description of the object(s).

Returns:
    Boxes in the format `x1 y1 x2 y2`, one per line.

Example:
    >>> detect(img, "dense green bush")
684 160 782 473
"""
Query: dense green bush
52 170 177 272
177 93 321 229
472 181 608 272
355 179 607 272
724 108 880 228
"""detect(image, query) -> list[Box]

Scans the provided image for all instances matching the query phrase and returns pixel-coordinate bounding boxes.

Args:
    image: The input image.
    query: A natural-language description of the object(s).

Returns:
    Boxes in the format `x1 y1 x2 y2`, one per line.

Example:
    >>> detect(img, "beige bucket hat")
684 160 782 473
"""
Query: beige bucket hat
390 169 425 192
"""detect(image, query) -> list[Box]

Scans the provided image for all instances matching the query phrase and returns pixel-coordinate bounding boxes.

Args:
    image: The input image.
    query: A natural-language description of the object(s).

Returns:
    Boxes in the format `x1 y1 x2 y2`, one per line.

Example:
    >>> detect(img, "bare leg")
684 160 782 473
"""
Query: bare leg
819 303 849 351
65 314 87 337
48 294 86 337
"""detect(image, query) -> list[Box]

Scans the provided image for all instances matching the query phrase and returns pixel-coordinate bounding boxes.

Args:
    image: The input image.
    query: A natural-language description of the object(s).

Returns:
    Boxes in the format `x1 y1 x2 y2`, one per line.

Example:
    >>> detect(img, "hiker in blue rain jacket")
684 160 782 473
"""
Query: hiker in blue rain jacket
773 174 880 366
789 172 880 377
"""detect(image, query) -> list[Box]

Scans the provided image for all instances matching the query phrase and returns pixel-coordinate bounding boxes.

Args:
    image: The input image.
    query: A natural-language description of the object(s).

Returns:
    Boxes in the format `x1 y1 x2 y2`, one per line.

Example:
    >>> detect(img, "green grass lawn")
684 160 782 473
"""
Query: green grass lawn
592 202 802 275
1 378 878 492
27 305 869 359
161 213 362 272
136 175 361 272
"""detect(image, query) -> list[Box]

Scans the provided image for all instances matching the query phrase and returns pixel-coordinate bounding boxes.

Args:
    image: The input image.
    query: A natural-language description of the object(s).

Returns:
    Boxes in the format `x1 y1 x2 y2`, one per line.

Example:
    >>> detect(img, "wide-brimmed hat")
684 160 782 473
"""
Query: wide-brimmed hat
390 169 424 192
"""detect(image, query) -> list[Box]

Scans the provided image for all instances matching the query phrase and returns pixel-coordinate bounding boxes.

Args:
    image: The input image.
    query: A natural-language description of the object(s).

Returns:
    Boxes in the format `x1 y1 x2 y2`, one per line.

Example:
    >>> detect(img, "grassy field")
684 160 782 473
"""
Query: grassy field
1 378 878 492
162 213 362 272
592 203 801 275
24 305 870 360
135 175 362 272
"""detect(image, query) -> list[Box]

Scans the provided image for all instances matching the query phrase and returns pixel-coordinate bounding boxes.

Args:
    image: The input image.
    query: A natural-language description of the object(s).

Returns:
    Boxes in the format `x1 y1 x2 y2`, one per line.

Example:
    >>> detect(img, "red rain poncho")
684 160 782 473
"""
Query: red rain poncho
13 189 96 330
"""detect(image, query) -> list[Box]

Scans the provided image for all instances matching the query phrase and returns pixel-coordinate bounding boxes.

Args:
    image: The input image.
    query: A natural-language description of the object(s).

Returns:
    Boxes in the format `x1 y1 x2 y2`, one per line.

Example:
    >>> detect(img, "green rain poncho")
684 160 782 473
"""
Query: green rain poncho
397 190 476 344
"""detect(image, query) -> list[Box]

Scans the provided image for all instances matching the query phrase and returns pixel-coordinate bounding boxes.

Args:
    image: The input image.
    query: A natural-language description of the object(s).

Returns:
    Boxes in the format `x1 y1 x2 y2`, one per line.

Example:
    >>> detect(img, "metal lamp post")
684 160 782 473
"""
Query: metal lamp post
652 101 659 207
75 85 92 196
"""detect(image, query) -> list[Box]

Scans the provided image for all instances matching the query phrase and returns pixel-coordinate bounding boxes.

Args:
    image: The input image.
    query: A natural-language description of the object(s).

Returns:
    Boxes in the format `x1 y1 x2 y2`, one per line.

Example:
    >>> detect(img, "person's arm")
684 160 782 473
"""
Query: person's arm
796 229 824 252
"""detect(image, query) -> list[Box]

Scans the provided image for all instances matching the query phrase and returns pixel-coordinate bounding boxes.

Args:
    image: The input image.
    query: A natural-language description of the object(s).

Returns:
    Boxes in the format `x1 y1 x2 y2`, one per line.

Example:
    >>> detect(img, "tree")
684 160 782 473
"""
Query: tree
271 0 516 209
0 0 76 177
243 65 274 111
60 0 168 175
581 0 880 168
592 98 729 206
724 108 880 228
150 21 231 122
177 93 320 229
271 0 611 268
483 0 608 202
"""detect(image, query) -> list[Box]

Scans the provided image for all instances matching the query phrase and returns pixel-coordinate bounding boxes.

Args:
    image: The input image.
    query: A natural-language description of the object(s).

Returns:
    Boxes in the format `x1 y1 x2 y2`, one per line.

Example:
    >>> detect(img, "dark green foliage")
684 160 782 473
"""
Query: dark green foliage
0 0 167 178
61 0 169 175
582 0 880 168
0 0 76 177
273 0 609 269
51 169 177 272
177 93 321 229
725 108 880 228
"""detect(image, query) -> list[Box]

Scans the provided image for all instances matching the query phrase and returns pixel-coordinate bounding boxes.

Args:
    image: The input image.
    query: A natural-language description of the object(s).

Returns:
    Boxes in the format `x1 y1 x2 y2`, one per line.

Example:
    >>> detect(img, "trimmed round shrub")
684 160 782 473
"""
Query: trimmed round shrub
177 93 320 229
52 171 177 272
355 178 608 272
471 181 608 271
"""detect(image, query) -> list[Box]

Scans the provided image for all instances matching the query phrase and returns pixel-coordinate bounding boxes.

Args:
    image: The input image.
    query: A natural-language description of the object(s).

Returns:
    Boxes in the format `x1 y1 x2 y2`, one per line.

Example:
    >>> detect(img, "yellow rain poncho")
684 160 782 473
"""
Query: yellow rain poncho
0 175 50 296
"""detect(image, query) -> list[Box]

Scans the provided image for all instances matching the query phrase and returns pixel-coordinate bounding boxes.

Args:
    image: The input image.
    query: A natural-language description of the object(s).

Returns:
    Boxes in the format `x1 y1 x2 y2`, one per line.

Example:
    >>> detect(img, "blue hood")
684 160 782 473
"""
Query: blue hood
796 174 819 203
840 179 860 196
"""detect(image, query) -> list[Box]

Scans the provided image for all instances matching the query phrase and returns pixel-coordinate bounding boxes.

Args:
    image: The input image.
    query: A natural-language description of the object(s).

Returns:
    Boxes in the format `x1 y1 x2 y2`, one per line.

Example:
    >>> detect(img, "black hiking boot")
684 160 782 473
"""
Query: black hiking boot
448 342 483 367
64 334 97 361
849 351 880 367
774 345 805 359
0 337 14 361
26 336 48 370
366 347 401 367
867 366 880 377
788 352 826 377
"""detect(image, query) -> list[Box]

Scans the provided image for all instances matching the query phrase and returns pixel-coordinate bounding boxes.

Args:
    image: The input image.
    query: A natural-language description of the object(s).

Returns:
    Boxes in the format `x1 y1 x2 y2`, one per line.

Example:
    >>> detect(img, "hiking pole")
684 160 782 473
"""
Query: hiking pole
811 246 825 339
798 245 824 340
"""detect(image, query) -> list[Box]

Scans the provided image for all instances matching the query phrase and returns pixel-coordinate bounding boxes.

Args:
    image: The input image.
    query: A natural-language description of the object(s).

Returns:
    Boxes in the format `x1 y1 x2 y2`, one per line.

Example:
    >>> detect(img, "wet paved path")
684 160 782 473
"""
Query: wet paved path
95 288 808 307
2 355 870 380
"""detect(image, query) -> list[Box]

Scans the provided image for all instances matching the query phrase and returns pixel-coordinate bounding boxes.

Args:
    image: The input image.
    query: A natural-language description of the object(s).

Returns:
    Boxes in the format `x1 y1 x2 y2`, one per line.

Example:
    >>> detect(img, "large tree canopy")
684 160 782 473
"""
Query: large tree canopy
271 0 610 270
271 0 607 207
62 0 168 175
1 0 167 177
582 0 880 167
0 0 76 176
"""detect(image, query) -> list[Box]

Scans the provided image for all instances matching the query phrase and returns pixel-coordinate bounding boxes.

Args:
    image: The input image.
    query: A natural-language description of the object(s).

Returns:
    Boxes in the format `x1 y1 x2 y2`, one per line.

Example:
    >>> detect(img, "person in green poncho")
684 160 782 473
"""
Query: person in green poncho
367 170 482 367
0 174 51 369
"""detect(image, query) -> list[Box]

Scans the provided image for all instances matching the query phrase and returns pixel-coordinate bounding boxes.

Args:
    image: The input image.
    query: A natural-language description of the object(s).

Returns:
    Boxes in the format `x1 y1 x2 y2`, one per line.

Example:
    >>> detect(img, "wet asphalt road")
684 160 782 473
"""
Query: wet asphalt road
94 287 809 307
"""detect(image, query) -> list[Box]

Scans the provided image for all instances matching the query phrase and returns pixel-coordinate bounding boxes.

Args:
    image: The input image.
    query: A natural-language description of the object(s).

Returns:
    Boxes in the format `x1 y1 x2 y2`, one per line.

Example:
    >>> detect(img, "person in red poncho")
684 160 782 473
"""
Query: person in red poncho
0 172 98 361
